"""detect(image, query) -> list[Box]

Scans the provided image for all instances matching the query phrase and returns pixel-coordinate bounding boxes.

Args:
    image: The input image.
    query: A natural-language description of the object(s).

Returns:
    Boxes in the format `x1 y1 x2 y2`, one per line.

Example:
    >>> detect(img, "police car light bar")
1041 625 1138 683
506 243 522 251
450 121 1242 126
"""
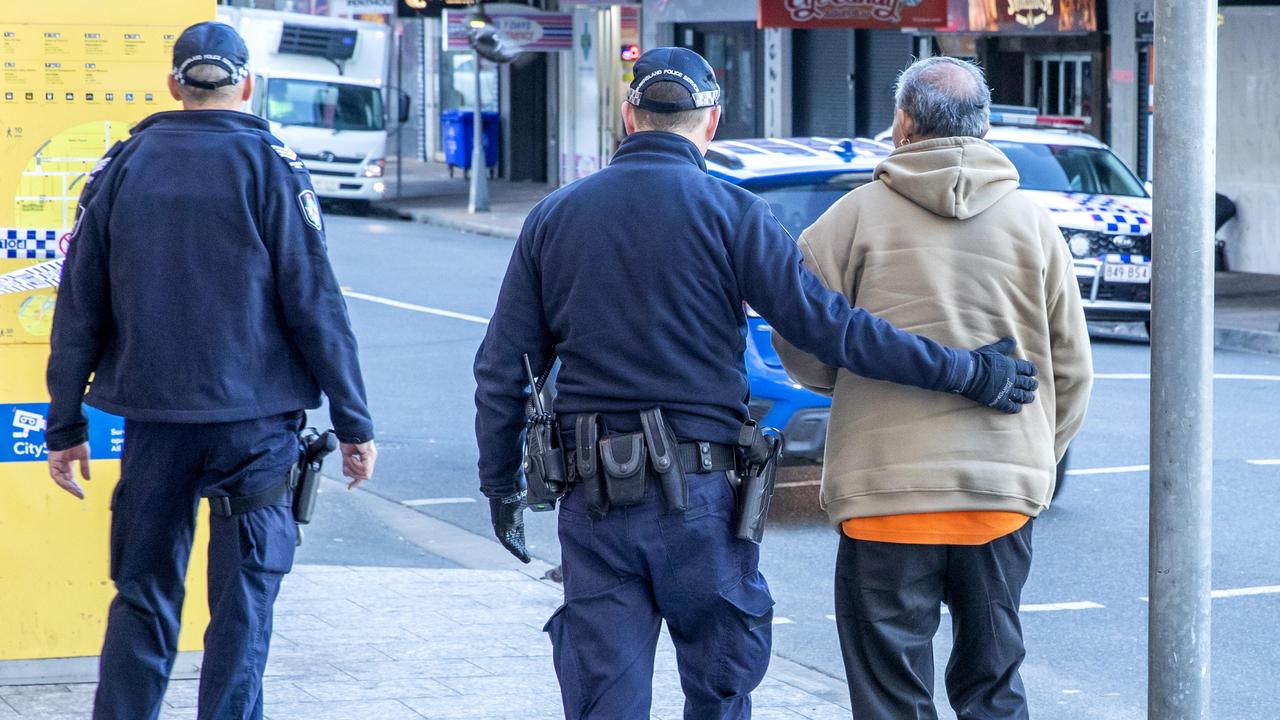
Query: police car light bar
989 111 1088 130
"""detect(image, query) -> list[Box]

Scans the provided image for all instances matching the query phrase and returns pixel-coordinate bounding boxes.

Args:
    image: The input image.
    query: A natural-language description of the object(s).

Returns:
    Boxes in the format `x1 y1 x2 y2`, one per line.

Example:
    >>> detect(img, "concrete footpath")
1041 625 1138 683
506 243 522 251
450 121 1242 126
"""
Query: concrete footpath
375 158 1280 356
0 477 852 720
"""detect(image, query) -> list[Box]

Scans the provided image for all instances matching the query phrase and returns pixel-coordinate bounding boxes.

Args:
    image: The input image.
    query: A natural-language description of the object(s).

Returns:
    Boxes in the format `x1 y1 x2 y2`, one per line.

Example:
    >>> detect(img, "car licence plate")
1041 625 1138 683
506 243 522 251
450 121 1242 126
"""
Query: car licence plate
312 178 338 193
1104 262 1151 284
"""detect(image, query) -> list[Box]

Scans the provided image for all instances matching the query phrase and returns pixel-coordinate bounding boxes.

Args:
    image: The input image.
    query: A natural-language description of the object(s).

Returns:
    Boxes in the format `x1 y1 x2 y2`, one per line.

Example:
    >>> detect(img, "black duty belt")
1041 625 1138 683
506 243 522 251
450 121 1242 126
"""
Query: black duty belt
568 440 736 482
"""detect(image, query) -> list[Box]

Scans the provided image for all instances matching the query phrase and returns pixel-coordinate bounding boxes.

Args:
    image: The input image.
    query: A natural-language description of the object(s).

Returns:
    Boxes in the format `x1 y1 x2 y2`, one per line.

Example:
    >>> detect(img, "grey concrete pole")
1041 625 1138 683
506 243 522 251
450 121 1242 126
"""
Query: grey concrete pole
468 48 491 214
1148 1 1216 718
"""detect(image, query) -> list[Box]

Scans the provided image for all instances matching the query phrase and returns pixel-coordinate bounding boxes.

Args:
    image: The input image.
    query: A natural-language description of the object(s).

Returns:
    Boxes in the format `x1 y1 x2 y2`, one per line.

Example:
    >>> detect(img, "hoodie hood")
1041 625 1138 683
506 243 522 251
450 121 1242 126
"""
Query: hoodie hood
874 136 1020 220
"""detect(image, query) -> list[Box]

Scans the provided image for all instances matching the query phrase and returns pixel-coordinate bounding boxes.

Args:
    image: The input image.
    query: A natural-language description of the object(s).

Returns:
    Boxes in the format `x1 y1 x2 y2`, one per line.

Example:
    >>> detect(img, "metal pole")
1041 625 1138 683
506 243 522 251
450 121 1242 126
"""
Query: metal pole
395 21 404 200
468 48 490 213
1148 1 1216 718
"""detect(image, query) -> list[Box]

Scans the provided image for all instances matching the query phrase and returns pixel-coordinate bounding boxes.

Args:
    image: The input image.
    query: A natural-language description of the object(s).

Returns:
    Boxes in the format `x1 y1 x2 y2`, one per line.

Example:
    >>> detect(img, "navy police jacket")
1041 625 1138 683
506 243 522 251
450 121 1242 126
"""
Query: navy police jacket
473 131 968 498
47 110 374 449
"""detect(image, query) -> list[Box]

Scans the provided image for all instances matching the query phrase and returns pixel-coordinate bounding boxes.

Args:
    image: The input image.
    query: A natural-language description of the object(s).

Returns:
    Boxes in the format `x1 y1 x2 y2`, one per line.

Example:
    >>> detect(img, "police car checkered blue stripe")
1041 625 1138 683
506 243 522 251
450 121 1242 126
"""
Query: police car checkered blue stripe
1092 213 1146 234
1 229 63 260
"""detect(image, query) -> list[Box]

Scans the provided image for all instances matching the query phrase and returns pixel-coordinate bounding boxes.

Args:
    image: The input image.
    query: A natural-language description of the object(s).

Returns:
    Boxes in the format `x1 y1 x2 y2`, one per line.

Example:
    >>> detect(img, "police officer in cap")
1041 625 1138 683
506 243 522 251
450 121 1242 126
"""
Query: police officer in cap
474 47 1038 719
45 22 376 720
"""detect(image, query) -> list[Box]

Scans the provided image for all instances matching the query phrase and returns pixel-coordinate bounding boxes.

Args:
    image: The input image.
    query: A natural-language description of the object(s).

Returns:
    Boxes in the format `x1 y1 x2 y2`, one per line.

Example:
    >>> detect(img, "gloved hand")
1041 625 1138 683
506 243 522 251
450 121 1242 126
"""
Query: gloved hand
956 337 1039 414
489 491 531 564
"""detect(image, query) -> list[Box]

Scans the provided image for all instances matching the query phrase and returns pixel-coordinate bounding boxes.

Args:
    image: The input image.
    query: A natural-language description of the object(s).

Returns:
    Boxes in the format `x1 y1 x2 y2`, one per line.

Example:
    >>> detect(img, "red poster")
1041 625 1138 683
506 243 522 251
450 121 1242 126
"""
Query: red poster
757 0 950 29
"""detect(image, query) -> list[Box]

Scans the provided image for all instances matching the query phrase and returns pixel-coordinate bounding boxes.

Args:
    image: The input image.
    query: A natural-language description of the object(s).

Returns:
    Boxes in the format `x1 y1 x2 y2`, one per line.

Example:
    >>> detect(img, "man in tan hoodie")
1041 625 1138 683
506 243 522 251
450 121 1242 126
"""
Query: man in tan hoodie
773 57 1092 719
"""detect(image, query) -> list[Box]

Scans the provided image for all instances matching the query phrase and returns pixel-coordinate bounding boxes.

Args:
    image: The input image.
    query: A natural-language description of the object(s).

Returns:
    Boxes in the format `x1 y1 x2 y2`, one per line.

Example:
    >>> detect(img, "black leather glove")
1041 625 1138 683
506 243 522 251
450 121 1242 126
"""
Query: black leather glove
956 337 1039 414
489 491 531 564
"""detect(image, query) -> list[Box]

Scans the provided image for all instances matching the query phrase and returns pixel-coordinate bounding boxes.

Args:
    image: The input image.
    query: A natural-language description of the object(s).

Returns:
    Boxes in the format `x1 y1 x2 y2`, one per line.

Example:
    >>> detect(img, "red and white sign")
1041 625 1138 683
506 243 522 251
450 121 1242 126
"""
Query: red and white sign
758 0 948 29
445 6 572 52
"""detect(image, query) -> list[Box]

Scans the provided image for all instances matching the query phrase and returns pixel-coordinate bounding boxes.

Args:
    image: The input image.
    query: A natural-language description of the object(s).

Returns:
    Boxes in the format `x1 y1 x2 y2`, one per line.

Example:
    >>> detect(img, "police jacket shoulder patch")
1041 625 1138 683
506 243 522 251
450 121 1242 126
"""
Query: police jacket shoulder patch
298 189 323 231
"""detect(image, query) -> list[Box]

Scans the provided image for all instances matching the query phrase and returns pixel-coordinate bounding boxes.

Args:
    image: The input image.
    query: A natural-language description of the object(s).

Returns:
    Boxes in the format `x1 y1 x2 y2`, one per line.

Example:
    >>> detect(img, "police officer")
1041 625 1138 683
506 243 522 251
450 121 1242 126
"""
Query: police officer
44 23 376 720
474 48 1039 719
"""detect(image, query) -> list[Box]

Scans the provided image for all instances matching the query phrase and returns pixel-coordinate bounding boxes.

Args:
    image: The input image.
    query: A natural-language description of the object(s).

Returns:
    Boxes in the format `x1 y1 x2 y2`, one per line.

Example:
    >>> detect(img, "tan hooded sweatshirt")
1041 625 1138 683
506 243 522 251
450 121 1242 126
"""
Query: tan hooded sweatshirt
773 136 1093 525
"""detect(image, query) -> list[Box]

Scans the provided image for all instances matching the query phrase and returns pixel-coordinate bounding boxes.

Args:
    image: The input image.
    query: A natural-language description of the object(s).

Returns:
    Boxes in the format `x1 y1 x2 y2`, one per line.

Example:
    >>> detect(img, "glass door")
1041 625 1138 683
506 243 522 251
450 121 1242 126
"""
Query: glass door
1026 53 1092 120
676 22 762 140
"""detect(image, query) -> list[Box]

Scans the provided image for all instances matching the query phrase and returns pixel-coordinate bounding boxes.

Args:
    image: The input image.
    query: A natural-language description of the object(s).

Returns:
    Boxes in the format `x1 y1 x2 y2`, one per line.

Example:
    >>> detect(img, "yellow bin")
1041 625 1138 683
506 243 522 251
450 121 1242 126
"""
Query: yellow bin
1 0 215 684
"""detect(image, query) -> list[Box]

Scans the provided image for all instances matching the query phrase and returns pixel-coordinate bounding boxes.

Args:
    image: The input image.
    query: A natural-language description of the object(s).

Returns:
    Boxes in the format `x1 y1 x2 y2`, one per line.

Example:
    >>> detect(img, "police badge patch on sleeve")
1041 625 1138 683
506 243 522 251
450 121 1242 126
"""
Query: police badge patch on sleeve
298 189 323 231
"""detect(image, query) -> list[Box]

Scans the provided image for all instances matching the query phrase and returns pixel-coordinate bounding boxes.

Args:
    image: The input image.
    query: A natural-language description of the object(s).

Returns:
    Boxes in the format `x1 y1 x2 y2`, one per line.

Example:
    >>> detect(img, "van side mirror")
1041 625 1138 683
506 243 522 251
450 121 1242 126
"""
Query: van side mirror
398 91 411 124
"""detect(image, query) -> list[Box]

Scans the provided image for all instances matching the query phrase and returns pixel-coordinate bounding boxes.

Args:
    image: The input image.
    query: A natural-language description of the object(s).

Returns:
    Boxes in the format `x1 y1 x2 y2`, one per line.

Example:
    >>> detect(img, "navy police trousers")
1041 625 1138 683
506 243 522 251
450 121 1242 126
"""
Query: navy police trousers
834 521 1034 720
547 471 775 719
94 413 302 720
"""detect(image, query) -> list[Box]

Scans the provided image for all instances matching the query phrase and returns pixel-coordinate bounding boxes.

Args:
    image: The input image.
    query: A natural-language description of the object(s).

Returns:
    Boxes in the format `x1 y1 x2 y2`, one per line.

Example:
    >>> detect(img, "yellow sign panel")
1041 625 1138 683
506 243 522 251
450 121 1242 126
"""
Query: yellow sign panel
1 0 215 664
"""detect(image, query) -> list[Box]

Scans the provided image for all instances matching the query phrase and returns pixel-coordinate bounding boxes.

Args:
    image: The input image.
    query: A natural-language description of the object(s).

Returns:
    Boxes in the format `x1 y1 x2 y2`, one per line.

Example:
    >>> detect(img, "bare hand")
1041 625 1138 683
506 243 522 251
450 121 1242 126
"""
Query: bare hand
48 443 91 500
340 440 377 489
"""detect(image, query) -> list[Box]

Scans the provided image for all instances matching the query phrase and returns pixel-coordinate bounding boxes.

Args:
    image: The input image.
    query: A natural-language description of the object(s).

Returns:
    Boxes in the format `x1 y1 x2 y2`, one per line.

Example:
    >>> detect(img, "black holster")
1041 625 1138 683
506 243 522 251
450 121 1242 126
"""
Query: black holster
523 418 566 512
599 432 647 507
575 413 610 517
293 428 337 526
641 407 688 512
734 421 783 544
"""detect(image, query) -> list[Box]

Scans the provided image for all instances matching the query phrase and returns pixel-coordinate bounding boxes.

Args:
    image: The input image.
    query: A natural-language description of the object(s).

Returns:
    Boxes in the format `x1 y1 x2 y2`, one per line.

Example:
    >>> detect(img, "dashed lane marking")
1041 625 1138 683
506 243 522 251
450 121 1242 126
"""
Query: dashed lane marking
823 600 1105 619
1066 465 1149 476
772 617 795 626
342 289 491 325
1211 585 1280 599
1095 373 1280 381
1247 459 1280 466
400 497 479 507
776 479 822 488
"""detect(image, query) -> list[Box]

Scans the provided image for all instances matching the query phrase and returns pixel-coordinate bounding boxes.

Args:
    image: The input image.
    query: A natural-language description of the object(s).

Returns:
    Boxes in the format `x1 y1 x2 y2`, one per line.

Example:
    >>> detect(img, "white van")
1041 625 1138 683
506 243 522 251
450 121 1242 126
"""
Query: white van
217 7 407 202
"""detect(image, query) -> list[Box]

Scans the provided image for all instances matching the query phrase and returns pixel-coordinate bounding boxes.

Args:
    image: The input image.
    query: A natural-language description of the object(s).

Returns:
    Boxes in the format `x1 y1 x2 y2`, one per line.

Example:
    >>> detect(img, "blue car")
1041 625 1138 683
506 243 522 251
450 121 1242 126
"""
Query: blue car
706 137 890 464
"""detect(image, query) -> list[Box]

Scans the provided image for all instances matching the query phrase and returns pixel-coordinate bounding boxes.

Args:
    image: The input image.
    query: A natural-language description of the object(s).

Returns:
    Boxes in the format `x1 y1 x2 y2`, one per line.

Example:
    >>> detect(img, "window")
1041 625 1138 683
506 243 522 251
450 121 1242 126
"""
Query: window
991 141 1147 197
1027 54 1092 119
265 79 385 132
743 173 873 238
439 51 498 113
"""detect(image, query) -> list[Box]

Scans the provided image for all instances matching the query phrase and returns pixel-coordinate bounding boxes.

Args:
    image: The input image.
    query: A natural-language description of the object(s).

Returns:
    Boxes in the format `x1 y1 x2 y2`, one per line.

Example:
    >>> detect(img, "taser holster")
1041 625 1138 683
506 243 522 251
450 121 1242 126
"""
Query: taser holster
640 407 688 512
575 413 610 517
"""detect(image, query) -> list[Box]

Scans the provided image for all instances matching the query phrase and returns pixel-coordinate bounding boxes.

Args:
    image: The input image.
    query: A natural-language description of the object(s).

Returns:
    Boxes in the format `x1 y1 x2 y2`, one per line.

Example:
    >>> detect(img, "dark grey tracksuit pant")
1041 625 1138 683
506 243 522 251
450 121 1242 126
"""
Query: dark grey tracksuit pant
834 521 1034 720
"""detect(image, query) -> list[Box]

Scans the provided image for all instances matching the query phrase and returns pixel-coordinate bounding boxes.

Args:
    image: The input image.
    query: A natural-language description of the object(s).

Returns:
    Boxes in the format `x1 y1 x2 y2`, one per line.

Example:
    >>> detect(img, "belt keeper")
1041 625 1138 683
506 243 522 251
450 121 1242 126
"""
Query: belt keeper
211 496 232 517
698 442 713 471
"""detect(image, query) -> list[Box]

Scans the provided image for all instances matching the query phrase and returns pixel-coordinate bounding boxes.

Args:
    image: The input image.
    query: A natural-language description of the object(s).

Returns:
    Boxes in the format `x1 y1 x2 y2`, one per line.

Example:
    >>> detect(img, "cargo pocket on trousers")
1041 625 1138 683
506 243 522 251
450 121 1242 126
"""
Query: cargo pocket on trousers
716 571 775 697
238 505 298 575
543 604 586 714
721 571 775 631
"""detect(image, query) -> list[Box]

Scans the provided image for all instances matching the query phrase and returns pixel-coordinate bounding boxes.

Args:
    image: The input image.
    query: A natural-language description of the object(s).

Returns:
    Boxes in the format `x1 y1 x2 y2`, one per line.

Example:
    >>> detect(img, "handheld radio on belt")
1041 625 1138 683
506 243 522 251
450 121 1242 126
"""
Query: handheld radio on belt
522 354 567 511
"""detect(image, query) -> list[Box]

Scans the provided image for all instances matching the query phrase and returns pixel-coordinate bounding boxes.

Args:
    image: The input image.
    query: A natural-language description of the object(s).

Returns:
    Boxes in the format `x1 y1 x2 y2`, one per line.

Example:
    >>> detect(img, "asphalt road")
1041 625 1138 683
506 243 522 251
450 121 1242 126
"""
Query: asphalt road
320 212 1280 719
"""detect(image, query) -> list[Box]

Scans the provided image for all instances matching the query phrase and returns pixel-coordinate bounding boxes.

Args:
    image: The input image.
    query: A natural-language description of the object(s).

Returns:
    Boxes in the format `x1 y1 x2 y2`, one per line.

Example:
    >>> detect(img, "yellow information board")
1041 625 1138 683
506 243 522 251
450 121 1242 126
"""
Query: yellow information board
1 0 215 671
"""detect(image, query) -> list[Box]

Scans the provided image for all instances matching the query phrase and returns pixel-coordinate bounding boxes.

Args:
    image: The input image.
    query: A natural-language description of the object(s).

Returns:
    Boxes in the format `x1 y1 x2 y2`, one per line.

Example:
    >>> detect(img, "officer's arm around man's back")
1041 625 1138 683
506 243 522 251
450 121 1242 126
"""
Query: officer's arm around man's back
731 198 970 393
264 168 374 444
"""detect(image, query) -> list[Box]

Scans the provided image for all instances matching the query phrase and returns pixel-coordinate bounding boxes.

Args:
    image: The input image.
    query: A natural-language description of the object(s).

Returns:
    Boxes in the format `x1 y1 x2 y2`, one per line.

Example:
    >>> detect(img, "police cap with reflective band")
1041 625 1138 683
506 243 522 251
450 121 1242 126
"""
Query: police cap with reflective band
171 22 249 90
626 47 721 113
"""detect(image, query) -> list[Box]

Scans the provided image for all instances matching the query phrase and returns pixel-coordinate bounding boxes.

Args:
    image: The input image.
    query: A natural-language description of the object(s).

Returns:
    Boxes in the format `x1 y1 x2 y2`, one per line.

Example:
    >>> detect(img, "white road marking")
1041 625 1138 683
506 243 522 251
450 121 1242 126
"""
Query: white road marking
1247 459 1280 466
772 617 795 625
400 497 479 507
1066 465 1149 476
1021 601 1106 612
1095 373 1280 382
342 289 491 325
1211 585 1280 599
776 479 822 488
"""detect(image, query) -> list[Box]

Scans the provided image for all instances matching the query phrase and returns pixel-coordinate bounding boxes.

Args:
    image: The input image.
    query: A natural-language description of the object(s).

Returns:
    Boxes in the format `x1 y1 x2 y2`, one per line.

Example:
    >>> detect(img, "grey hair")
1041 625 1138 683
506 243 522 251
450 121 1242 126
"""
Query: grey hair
176 64 244 105
894 56 991 139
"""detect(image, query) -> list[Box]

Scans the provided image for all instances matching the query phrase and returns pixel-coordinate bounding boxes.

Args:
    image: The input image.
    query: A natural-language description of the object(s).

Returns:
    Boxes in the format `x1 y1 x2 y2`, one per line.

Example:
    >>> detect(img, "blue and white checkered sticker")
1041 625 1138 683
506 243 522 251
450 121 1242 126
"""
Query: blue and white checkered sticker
1 229 63 260
1093 213 1148 235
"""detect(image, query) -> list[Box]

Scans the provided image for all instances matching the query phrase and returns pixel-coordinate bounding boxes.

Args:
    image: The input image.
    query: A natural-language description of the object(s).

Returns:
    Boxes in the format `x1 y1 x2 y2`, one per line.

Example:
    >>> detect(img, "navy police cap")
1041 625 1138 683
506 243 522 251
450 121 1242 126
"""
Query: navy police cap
626 47 721 113
172 22 249 90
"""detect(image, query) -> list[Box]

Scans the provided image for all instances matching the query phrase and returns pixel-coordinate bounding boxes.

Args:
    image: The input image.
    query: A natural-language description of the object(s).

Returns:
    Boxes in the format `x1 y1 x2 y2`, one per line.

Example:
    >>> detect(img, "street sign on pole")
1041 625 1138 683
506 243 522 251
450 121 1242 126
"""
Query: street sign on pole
1148 1 1217 718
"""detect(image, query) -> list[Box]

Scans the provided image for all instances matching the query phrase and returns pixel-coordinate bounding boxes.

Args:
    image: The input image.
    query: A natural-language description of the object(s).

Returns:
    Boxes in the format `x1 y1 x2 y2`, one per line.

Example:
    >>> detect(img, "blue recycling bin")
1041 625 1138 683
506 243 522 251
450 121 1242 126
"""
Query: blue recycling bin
441 109 499 176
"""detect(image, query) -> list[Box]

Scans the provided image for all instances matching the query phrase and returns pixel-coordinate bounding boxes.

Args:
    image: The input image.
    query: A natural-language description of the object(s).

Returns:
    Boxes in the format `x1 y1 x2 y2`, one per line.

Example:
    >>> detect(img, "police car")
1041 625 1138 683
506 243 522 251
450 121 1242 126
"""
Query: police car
984 108 1152 323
